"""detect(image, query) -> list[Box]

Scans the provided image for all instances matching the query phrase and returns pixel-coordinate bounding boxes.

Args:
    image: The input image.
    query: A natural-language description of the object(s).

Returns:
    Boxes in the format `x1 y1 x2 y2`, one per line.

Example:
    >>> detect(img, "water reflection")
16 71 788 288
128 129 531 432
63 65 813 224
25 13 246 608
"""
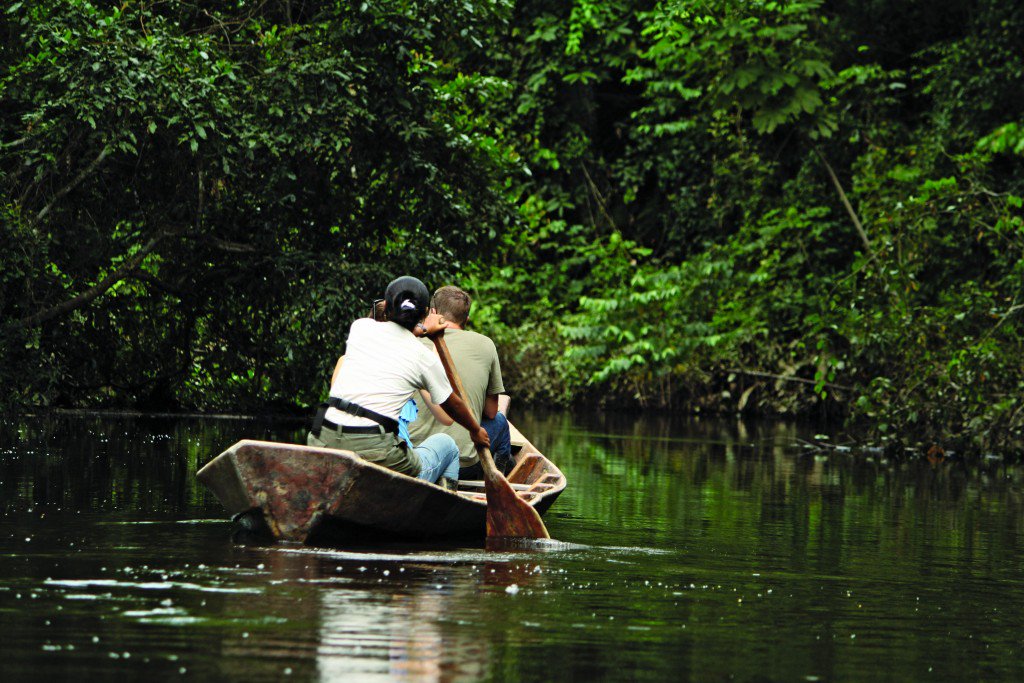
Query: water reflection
2 412 1024 681
315 569 483 681
249 546 543 682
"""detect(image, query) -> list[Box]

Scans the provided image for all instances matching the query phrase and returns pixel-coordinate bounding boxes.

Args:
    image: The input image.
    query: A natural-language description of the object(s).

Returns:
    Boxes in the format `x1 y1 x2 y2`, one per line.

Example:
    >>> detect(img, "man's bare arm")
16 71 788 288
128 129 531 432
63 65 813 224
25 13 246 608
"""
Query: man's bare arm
421 389 454 425
484 394 498 419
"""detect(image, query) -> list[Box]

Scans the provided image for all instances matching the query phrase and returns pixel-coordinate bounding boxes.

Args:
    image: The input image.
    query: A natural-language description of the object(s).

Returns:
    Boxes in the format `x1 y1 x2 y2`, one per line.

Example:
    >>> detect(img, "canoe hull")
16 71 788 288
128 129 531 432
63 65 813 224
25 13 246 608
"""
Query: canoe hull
197 433 564 545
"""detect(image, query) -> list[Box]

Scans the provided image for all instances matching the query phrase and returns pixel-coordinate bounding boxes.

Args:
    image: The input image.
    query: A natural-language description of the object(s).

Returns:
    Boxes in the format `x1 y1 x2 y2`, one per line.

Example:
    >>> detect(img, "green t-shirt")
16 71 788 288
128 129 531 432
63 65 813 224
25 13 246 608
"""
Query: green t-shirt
407 328 504 467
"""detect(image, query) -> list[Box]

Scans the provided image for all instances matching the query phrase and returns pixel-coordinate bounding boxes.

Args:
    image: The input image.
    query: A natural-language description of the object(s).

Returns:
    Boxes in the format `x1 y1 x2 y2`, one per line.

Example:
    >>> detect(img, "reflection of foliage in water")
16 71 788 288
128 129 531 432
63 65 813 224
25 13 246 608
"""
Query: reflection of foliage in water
500 410 1024 680
521 409 1024 576
0 415 301 514
1 414 1024 680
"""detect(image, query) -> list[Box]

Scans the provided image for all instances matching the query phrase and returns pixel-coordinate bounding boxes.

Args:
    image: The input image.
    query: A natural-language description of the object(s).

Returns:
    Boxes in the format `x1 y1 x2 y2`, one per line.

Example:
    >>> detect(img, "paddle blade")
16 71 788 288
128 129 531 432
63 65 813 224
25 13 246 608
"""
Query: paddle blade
481 449 550 540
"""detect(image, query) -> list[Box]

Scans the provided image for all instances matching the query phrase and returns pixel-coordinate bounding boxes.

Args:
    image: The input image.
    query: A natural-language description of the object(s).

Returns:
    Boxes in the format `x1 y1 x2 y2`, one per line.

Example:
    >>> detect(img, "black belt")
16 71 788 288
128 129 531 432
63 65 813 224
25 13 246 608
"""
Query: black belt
310 396 399 439
327 396 399 434
321 418 388 435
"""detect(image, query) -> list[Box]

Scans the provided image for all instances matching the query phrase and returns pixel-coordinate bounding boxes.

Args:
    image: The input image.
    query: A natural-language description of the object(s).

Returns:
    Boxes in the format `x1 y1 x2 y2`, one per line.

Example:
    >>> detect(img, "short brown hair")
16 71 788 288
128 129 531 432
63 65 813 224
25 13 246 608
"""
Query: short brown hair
431 286 471 326
370 299 387 321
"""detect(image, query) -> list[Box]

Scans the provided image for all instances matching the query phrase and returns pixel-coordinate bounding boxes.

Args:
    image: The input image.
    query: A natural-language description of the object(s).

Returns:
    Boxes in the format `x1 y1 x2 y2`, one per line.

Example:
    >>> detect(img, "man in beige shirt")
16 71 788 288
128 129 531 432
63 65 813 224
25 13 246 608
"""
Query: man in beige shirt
407 286 513 479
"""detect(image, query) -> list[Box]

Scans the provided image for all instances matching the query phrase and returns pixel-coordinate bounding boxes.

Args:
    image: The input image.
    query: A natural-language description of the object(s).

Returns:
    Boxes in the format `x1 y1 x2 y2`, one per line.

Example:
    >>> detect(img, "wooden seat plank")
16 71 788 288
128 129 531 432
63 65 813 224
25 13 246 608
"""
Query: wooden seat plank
458 479 532 491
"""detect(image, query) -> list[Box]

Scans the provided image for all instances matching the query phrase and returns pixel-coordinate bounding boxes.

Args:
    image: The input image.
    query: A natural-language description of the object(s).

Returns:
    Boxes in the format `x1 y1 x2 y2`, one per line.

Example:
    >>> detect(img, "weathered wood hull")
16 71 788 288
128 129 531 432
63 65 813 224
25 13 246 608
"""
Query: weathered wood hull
196 425 565 545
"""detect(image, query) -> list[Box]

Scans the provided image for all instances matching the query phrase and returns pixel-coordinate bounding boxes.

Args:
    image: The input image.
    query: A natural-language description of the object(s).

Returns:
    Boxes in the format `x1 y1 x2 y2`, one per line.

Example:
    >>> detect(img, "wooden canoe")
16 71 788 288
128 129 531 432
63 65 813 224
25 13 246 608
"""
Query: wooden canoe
196 422 566 545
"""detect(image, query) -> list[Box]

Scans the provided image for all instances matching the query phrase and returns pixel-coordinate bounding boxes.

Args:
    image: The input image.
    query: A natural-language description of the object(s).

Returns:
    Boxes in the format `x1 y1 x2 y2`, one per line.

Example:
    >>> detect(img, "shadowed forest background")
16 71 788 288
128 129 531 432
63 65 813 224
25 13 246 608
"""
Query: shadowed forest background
1 0 1022 455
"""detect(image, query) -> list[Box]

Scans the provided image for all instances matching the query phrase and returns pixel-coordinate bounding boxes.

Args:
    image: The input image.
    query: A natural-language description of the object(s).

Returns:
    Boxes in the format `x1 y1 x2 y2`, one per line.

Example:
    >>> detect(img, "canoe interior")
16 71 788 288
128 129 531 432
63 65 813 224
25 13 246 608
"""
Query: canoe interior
196 421 565 545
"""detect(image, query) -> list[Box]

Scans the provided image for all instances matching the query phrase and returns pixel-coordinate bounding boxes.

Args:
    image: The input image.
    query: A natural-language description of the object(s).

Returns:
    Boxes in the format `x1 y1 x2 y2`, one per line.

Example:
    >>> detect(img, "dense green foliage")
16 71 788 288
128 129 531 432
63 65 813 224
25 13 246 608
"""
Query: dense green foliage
469 0 1024 454
1 0 517 410
2 1 1022 454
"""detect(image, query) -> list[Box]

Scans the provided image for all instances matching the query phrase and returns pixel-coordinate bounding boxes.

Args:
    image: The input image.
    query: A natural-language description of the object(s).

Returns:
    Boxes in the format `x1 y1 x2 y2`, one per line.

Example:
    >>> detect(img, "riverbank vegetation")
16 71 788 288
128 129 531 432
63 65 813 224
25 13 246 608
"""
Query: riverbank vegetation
2 1 1022 455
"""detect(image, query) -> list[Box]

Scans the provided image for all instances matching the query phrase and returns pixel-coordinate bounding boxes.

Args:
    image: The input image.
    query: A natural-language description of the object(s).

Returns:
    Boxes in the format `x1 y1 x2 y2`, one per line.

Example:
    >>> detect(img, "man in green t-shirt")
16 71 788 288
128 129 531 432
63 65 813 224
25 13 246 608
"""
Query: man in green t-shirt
407 286 513 478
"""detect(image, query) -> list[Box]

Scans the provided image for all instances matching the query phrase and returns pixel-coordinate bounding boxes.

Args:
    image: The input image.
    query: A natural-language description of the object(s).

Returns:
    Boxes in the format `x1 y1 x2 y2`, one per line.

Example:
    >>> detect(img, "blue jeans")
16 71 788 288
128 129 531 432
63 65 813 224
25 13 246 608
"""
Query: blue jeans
481 412 513 474
414 433 460 483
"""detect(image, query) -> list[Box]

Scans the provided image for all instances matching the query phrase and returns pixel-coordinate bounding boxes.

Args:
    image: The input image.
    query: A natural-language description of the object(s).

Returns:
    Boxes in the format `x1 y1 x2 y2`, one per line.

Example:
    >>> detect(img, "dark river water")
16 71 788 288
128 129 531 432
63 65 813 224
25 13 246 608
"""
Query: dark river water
2 412 1023 682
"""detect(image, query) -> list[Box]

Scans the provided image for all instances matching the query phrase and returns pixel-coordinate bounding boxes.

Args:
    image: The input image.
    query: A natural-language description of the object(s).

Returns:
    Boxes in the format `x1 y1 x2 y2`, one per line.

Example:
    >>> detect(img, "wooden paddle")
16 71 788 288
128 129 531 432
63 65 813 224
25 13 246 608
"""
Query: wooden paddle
431 333 550 540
